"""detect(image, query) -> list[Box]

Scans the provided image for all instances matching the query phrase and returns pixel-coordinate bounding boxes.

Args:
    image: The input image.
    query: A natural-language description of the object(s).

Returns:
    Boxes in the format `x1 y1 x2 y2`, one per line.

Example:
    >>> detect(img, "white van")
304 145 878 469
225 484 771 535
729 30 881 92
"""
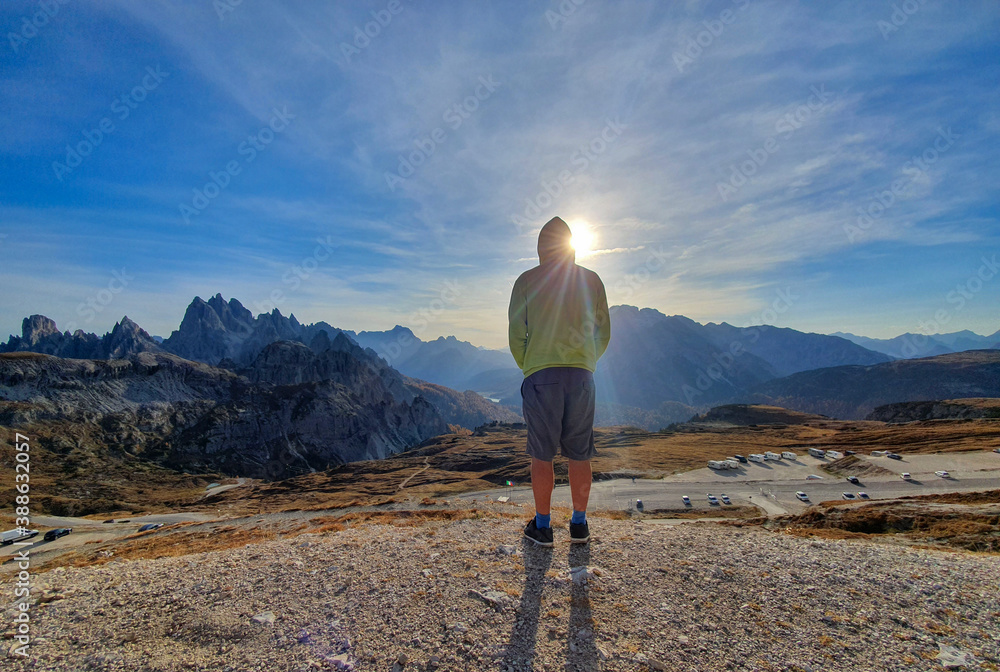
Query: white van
826 450 843 459
748 454 765 463
1 529 39 545
808 448 826 458
724 460 739 469
871 450 888 457
781 451 797 460
708 460 726 470
764 451 781 461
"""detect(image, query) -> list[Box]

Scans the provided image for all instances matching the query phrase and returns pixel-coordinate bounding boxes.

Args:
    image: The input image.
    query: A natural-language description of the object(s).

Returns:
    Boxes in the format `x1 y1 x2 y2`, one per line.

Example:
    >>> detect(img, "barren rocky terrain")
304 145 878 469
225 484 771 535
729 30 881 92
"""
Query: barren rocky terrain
5 510 999 671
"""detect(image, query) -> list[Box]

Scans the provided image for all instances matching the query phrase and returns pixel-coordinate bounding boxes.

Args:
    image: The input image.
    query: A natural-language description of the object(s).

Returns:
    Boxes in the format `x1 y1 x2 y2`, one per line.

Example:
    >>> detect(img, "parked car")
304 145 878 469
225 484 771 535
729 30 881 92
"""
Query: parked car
682 495 691 506
901 473 912 481
795 491 810 502
733 454 748 463
858 492 870 499
847 476 860 484
934 470 950 478
720 494 731 505
707 494 719 505
887 453 902 460
994 448 1000 454
1 529 39 545
138 523 164 532
845 450 856 455
43 528 72 541
842 492 856 499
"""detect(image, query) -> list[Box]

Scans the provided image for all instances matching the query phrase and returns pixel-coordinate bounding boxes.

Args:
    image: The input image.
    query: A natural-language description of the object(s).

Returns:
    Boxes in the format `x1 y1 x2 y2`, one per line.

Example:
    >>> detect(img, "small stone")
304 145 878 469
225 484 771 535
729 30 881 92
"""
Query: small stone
937 644 976 668
251 611 275 625
649 659 669 672
397 653 408 665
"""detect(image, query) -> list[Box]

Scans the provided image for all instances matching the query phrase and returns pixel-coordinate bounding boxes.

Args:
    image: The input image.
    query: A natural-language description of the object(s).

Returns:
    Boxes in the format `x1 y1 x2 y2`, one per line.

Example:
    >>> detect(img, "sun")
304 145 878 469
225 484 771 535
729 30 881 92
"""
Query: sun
569 222 596 258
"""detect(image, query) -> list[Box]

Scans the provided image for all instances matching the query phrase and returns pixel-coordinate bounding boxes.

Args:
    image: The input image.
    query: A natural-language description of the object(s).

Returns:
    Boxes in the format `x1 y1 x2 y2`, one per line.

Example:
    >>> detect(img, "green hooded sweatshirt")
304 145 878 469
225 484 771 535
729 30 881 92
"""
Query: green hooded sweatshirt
507 217 611 378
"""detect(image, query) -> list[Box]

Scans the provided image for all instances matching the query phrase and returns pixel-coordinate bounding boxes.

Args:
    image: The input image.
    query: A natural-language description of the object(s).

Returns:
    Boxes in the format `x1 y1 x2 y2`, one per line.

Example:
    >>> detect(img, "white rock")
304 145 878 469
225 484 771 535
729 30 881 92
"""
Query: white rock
251 611 275 625
937 644 975 668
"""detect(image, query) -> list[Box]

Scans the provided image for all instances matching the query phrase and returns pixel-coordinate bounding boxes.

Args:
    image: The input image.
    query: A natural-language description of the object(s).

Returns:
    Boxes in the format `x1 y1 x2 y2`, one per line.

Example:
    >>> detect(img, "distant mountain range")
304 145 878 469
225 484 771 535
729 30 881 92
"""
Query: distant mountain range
0 329 517 480
832 329 1000 360
2 296 998 432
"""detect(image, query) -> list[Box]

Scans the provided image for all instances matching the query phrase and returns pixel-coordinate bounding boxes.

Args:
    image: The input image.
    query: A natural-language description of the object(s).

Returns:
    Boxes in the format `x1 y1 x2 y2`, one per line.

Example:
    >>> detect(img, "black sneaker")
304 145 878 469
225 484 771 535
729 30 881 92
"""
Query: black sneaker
523 519 553 547
569 521 590 544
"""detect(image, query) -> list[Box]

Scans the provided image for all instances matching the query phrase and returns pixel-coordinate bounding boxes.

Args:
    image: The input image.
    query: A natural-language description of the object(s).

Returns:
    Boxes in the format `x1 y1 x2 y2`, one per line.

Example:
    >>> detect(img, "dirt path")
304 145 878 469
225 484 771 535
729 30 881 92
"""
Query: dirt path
398 456 431 491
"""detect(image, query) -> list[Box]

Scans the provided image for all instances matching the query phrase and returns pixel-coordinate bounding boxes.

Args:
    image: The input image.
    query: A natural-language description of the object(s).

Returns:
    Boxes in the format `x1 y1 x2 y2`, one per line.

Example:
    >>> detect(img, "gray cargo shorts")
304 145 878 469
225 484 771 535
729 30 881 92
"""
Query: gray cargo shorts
520 366 597 462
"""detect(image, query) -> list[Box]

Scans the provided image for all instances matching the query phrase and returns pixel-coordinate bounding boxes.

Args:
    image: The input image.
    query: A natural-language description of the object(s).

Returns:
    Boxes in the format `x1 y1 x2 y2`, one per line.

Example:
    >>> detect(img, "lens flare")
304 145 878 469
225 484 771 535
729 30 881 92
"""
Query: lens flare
569 222 596 258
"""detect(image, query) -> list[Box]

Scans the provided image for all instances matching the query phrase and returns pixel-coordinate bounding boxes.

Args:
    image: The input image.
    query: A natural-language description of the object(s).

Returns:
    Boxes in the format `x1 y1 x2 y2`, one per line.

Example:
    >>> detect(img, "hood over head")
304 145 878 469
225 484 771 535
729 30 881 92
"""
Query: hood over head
537 216 575 265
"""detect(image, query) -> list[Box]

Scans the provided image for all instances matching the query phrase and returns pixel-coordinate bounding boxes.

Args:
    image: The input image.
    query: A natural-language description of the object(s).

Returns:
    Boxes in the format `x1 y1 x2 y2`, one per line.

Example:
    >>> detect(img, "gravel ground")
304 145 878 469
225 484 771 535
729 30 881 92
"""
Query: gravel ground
4 516 1000 671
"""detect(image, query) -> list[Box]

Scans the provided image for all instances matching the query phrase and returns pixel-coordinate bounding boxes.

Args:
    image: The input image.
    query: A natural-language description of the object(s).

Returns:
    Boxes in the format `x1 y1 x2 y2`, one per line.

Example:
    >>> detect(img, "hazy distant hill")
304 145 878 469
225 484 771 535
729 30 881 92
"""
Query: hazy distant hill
590 306 891 410
748 350 1000 419
833 329 1000 359
352 326 512 392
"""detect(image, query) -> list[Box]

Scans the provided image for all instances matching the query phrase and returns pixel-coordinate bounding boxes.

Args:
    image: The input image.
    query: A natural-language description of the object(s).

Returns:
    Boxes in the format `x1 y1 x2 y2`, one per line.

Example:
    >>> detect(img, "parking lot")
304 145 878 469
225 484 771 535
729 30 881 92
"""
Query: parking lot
459 449 1000 515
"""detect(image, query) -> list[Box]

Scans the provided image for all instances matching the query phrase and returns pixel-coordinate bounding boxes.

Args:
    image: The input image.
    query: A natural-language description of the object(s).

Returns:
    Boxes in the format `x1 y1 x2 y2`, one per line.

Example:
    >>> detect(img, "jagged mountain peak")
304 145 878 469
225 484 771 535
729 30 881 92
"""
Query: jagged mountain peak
22 314 60 343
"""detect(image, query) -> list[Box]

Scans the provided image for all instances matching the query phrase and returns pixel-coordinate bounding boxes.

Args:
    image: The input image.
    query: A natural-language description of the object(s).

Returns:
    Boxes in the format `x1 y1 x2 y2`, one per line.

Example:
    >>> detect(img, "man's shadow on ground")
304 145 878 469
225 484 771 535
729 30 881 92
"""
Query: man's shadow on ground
500 539 553 668
499 540 598 671
566 542 598 668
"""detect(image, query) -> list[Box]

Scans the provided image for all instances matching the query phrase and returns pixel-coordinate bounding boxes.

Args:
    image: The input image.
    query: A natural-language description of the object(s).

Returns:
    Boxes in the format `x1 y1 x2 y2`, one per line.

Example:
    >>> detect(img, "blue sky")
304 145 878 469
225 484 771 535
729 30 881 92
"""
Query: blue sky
1 0 998 349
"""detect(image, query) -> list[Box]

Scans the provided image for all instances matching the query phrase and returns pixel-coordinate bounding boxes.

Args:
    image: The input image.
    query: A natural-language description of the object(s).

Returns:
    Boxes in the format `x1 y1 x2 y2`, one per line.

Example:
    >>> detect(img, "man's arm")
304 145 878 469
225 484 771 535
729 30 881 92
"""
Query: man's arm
507 277 527 371
594 276 611 360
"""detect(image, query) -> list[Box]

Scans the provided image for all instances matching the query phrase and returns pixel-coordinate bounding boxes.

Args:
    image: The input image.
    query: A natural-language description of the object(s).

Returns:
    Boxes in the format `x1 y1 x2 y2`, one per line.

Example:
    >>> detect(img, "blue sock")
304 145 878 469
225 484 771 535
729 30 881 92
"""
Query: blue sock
535 513 551 529
571 510 587 525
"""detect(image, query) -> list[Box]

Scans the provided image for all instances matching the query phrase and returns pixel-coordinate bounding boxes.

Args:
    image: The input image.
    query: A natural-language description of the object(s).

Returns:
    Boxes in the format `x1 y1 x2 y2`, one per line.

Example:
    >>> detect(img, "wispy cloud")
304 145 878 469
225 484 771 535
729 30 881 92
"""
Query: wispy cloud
1 1 998 347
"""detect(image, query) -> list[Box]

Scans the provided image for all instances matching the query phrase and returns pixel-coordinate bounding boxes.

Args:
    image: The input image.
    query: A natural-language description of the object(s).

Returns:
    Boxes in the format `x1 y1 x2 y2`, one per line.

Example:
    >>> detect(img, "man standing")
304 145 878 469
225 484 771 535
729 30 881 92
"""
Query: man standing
508 216 611 546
